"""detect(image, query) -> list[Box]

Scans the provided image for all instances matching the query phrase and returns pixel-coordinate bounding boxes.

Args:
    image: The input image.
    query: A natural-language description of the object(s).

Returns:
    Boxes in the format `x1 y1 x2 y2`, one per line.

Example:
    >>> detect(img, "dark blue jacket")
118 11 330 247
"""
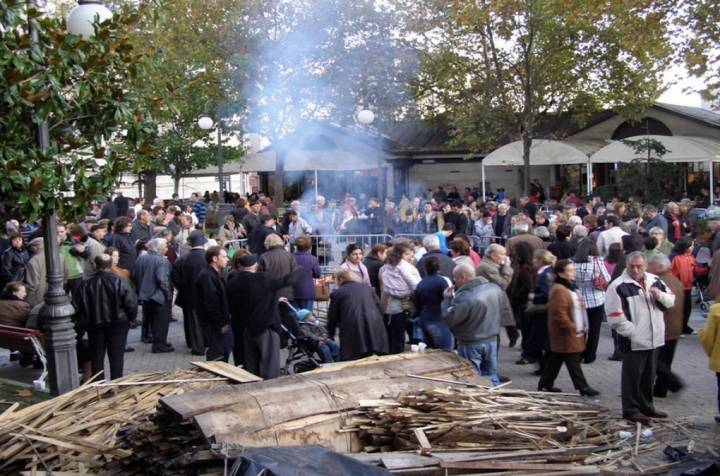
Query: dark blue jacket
109 232 137 271
415 274 450 321
292 251 321 300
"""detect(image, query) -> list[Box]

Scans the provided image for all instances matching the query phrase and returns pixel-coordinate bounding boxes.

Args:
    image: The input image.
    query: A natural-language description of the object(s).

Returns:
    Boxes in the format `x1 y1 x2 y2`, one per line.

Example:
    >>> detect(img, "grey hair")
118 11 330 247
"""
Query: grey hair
147 237 167 253
484 243 504 258
647 253 671 271
137 209 150 218
515 222 529 233
648 226 665 236
422 235 440 251
643 204 657 213
453 263 476 279
534 226 550 239
627 251 647 263
572 225 588 239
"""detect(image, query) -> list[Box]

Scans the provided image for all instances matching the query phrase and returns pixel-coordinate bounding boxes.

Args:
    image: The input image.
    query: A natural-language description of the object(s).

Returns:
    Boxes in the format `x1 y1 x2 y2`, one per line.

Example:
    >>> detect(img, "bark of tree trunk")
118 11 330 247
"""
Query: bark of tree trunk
272 150 285 207
143 171 157 204
522 132 532 196
173 173 181 196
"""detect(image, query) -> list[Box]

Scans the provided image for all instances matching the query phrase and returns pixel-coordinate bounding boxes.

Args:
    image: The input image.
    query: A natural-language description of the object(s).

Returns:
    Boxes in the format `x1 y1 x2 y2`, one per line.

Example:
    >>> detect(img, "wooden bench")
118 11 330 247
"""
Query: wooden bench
0 324 43 355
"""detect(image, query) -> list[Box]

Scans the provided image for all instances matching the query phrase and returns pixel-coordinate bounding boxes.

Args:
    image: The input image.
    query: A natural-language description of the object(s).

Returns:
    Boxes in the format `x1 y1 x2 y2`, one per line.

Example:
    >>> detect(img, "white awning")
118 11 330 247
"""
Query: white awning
590 135 720 163
482 139 605 166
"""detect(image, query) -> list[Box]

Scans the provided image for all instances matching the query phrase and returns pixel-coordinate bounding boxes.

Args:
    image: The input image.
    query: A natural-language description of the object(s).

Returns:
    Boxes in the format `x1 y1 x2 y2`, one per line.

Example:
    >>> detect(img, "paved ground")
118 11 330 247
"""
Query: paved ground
2 306 719 433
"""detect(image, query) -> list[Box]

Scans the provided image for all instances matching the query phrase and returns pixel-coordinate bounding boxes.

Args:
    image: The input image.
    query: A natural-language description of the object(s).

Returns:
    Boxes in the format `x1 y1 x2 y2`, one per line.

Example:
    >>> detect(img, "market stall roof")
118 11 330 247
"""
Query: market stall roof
482 139 606 166
590 135 720 163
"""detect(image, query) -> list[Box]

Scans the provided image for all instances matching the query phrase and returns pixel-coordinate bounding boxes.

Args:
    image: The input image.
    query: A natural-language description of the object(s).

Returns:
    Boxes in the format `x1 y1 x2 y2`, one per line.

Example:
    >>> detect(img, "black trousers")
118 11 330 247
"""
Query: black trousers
243 329 280 379
206 325 233 363
230 319 245 368
87 322 130 381
142 301 171 350
655 339 683 395
621 349 658 417
386 312 409 354
526 310 549 365
538 352 589 391
584 305 605 363
182 307 205 354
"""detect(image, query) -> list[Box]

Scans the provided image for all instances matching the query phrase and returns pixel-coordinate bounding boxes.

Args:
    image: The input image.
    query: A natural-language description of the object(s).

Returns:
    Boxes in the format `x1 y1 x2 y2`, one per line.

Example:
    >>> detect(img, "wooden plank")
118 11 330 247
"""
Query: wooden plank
90 377 226 387
191 361 263 383
441 461 598 471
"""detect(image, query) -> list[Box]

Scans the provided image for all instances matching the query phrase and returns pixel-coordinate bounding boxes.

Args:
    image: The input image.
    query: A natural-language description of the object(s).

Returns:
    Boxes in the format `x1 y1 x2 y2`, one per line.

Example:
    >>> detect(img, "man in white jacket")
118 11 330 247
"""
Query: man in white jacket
605 251 675 423
596 215 628 256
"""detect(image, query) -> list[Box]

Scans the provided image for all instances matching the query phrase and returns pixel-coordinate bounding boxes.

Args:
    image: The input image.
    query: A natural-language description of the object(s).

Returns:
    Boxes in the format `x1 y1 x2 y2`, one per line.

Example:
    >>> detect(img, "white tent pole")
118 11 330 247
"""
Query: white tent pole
710 159 715 205
481 163 486 202
586 157 592 195
314 169 319 201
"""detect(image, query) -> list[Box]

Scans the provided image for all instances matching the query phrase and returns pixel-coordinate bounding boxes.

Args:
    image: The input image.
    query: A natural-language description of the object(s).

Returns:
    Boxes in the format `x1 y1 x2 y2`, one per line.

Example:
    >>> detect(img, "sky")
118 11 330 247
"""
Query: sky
657 65 708 108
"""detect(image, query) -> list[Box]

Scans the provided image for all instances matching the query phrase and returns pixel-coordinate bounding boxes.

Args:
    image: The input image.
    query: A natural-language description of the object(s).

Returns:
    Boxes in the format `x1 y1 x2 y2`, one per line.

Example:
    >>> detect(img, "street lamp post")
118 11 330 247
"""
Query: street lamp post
29 0 113 395
357 107 387 234
198 114 224 196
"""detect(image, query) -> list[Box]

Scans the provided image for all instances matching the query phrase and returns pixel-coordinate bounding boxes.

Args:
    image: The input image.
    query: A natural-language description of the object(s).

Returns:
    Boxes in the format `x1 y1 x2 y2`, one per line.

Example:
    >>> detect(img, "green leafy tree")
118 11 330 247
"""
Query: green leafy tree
0 0 155 220
125 0 249 200
675 0 720 105
403 0 675 195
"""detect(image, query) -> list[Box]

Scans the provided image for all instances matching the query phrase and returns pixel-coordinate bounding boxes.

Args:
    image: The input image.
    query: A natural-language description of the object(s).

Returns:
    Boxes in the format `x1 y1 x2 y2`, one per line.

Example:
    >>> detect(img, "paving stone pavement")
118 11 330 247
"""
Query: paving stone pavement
2 306 719 435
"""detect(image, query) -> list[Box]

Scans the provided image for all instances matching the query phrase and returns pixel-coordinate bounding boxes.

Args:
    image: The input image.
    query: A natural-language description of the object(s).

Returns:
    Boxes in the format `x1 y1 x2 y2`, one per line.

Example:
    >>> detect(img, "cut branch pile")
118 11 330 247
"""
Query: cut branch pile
341 386 691 473
0 368 230 474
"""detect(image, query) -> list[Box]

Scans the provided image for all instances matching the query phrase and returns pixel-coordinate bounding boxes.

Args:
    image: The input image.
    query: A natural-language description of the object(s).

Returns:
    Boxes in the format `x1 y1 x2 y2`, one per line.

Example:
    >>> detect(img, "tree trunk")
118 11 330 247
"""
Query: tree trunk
272 150 285 207
143 171 157 203
173 173 181 197
522 132 532 196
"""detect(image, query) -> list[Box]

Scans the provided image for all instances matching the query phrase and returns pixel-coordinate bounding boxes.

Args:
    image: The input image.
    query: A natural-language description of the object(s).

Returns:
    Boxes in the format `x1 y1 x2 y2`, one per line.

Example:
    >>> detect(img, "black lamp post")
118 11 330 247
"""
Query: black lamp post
29 0 112 395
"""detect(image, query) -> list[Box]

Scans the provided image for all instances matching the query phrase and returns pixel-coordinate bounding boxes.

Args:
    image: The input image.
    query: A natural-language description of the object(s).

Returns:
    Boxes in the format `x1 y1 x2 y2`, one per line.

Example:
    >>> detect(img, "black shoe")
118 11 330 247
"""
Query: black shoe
583 356 596 364
642 410 667 419
152 346 174 354
515 357 536 365
682 327 695 335
538 386 562 393
130 321 140 329
715 416 720 424
533 369 543 376
498 375 510 383
190 350 205 356
508 337 517 348
580 387 600 397
653 389 668 398
141 337 153 344
624 413 652 424
124 347 135 353
608 354 622 361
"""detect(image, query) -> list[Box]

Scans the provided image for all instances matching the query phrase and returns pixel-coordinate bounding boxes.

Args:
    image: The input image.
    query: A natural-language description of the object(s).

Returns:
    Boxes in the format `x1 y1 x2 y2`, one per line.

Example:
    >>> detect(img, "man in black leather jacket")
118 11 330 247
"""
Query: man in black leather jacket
73 254 138 380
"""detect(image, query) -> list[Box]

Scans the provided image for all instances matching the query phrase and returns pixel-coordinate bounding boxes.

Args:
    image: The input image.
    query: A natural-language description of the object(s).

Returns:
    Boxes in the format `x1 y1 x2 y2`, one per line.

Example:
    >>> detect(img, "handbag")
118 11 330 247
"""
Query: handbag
592 258 609 290
314 279 330 301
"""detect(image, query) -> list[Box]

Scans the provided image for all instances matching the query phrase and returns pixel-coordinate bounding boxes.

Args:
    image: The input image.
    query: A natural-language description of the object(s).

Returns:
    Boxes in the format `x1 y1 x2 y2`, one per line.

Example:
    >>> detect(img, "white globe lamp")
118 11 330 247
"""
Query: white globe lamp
197 115 214 130
357 109 375 125
67 1 113 39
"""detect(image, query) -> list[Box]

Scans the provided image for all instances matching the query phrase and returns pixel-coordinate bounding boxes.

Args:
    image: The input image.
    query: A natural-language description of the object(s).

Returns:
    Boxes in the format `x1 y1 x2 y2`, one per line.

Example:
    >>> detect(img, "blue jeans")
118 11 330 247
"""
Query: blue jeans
421 320 454 350
458 340 499 385
292 299 314 312
319 339 340 363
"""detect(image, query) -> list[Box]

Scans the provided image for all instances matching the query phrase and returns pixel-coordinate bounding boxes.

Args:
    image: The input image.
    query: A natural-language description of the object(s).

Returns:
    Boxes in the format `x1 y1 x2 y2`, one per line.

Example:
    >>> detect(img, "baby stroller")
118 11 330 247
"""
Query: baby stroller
693 245 712 313
278 301 329 375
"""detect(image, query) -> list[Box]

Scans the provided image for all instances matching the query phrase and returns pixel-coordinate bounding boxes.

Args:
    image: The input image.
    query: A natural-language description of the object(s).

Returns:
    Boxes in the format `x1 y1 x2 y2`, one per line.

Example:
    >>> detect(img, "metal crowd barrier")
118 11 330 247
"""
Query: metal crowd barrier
309 234 393 274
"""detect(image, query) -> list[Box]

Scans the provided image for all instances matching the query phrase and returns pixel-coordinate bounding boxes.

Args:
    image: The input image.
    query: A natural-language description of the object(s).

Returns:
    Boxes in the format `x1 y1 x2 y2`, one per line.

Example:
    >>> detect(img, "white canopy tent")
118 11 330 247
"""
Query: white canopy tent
481 139 606 199
590 135 720 202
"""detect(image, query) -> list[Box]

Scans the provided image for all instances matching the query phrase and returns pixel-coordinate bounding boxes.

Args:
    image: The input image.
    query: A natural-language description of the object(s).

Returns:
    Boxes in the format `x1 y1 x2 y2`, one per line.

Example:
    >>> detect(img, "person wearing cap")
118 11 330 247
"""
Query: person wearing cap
171 230 208 355
24 236 68 308
249 214 276 255
194 246 233 362
226 252 302 377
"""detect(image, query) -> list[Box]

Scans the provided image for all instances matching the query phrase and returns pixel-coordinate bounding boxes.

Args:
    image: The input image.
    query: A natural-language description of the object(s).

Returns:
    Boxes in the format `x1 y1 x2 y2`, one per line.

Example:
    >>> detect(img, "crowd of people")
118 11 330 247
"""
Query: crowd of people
1 185 719 425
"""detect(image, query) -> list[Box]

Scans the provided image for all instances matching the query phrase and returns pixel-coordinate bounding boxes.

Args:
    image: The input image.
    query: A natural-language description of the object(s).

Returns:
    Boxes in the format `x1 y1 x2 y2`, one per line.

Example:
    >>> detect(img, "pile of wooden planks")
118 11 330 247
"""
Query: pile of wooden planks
341 386 685 474
0 368 233 474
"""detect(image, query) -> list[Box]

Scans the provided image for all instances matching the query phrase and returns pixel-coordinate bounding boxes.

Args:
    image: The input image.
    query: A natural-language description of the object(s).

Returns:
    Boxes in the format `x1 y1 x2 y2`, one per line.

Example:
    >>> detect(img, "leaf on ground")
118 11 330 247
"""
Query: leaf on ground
15 389 32 398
